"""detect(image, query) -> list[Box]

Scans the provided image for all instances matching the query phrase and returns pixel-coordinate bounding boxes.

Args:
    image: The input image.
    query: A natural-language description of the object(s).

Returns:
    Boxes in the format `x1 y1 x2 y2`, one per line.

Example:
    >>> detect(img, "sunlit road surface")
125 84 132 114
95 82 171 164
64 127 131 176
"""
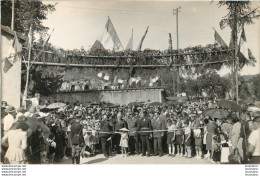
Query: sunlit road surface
57 154 214 164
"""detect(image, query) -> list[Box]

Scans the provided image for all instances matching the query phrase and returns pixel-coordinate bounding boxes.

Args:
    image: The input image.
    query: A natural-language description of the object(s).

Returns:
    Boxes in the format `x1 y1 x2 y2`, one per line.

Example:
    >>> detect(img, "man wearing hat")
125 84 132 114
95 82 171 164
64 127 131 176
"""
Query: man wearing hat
126 112 139 155
3 106 17 135
100 114 113 157
113 112 127 154
151 111 166 156
137 110 152 157
70 116 84 164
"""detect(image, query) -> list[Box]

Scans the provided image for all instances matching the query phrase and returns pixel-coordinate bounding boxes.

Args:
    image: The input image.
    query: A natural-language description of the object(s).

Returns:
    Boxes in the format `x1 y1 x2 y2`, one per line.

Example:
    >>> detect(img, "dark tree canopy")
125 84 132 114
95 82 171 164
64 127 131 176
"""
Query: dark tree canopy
1 0 55 35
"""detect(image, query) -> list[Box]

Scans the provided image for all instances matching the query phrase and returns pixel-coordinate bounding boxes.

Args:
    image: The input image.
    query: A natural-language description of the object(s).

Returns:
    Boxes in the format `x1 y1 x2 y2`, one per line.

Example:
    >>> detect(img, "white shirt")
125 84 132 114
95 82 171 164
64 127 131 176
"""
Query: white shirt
3 114 15 131
248 128 260 156
28 98 39 107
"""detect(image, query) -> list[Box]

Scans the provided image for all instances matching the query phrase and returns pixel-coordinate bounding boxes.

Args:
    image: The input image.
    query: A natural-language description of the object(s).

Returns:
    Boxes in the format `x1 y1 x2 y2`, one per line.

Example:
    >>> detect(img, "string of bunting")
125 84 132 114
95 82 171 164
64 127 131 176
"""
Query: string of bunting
84 126 204 134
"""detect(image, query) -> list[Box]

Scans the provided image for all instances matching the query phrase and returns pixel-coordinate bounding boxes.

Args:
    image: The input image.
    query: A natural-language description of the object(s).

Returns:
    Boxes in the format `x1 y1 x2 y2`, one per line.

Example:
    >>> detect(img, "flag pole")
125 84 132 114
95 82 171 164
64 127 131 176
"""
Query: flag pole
11 0 14 30
23 25 33 108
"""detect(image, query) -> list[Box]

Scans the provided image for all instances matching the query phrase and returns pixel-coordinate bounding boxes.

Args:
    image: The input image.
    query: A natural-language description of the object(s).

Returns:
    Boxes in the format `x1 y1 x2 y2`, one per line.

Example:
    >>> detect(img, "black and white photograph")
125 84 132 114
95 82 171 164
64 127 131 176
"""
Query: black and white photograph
1 0 260 169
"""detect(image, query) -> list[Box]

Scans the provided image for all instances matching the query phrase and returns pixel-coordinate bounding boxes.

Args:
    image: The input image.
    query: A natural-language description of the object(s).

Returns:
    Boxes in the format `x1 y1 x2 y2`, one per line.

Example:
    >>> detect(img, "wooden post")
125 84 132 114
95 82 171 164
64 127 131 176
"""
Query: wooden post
233 5 239 104
11 0 14 30
169 33 175 96
23 25 33 108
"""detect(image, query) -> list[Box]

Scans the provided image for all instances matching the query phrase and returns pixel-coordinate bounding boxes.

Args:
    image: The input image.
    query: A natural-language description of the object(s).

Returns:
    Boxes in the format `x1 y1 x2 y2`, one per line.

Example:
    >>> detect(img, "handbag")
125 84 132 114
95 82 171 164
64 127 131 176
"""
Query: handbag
221 144 230 163
228 148 241 164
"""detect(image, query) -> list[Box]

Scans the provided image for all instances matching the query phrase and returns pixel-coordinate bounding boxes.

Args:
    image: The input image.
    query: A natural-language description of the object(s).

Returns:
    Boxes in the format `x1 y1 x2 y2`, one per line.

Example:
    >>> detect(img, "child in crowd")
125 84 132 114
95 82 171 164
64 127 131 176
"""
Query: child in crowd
48 134 56 164
175 118 184 157
194 124 203 159
184 120 192 158
212 135 221 163
119 128 129 157
167 119 176 157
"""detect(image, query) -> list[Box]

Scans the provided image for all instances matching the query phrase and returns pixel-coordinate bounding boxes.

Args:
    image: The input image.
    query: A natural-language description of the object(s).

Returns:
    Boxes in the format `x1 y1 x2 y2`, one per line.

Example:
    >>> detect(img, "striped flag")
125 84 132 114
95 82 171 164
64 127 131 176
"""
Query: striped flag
125 29 133 50
137 26 149 51
239 27 249 61
213 28 227 46
98 17 124 51
3 33 22 73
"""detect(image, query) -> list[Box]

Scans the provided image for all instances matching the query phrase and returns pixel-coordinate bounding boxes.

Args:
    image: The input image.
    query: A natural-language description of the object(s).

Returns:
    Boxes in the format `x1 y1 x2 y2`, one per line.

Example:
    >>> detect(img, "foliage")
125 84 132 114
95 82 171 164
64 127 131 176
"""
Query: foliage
218 1 260 31
251 74 260 99
218 1 259 68
1 0 56 35
21 65 63 96
180 71 231 100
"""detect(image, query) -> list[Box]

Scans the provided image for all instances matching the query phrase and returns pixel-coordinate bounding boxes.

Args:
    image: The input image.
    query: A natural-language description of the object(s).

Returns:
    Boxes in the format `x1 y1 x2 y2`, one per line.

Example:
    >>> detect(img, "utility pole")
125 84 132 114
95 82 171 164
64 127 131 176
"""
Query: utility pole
233 6 239 104
173 7 181 94
11 0 15 30
169 33 175 96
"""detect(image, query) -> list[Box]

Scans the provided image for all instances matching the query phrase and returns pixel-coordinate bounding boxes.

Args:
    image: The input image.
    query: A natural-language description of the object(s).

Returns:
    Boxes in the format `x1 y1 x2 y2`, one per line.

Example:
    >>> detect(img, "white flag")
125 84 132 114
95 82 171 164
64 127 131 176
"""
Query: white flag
104 75 110 80
135 77 141 83
99 17 124 51
98 72 103 78
152 76 160 83
118 79 123 84
239 27 249 60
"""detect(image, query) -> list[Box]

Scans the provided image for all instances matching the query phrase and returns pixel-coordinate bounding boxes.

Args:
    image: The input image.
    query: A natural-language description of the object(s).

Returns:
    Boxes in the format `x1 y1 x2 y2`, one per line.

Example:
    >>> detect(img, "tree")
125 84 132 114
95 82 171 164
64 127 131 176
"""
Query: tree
1 0 56 35
251 74 260 99
21 65 63 96
218 1 259 101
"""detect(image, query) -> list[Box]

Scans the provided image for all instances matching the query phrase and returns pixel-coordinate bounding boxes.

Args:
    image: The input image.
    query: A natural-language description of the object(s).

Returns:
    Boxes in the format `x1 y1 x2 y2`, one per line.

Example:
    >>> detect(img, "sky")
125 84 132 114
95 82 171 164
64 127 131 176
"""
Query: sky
42 0 260 76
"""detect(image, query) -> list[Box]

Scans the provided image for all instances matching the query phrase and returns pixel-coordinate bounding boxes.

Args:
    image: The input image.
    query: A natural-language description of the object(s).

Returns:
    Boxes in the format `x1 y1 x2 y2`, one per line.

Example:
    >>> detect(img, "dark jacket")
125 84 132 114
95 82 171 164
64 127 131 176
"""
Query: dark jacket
70 121 84 146
126 118 138 136
151 117 166 138
137 117 152 136
99 119 113 138
114 119 127 131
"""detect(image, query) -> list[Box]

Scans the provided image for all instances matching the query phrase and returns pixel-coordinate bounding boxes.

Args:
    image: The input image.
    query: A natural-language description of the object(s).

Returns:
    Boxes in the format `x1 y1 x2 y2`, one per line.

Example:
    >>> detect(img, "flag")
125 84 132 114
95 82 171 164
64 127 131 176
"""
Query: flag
229 30 235 49
113 76 118 84
135 77 141 83
129 77 136 86
239 27 249 61
104 75 110 80
214 28 226 46
43 29 54 48
149 77 153 87
137 26 149 51
91 40 105 51
125 29 133 50
118 79 123 84
3 33 22 73
97 72 103 78
98 17 124 51
152 75 160 83
3 59 13 73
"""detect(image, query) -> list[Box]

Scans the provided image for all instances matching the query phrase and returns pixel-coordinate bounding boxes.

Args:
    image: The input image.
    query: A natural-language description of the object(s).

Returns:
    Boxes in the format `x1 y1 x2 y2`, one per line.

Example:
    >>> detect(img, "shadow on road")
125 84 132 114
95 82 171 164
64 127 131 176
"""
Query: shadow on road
82 157 108 164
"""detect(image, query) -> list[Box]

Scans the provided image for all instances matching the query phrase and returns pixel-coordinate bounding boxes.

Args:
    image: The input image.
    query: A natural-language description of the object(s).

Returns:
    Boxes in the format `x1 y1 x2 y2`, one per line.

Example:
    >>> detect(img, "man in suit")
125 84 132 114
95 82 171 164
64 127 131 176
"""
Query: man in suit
100 114 113 157
151 111 166 156
113 112 127 154
137 111 152 157
126 112 139 155
70 116 84 164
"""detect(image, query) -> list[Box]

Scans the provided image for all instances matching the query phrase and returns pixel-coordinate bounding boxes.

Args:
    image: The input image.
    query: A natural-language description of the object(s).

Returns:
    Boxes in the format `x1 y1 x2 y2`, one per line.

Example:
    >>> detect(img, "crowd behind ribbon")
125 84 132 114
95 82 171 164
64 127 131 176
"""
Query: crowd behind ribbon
1 98 260 164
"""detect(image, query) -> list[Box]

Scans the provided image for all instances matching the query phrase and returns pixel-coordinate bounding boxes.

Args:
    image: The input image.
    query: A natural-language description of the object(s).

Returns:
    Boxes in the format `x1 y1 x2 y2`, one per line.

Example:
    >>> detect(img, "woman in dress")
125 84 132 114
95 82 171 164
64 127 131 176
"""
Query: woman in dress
230 114 247 162
2 121 29 164
205 117 218 159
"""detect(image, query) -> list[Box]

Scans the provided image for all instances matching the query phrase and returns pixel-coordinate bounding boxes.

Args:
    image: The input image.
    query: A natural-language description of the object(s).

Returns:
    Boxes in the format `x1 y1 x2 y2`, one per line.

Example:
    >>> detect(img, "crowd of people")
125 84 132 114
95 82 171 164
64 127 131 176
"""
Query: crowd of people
1 98 260 165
